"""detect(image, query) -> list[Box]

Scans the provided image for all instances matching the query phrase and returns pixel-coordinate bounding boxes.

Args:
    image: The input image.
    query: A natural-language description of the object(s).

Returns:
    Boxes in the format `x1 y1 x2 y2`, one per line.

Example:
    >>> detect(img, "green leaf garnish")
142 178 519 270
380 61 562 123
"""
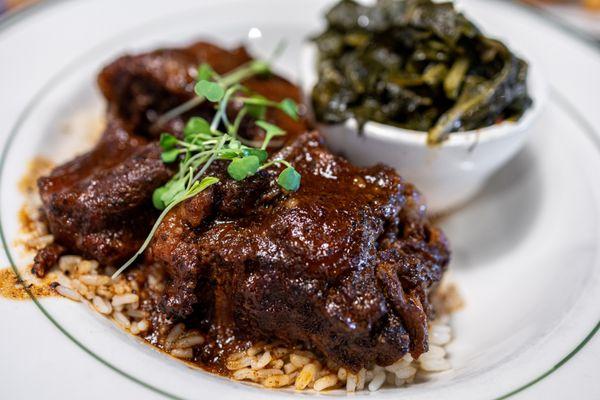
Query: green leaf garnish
279 98 299 120
187 176 220 197
152 186 168 210
195 80 225 102
277 166 301 191
246 95 268 120
229 138 241 150
227 155 260 181
161 148 180 163
159 179 186 206
243 148 268 163
250 60 270 75
219 149 242 160
184 116 211 138
159 133 178 150
197 63 215 81
256 120 286 149
256 120 285 136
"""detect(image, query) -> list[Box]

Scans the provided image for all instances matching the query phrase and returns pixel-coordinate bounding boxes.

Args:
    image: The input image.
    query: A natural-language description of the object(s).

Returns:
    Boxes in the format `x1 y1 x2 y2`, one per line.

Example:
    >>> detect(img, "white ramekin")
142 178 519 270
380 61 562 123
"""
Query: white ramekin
301 45 547 214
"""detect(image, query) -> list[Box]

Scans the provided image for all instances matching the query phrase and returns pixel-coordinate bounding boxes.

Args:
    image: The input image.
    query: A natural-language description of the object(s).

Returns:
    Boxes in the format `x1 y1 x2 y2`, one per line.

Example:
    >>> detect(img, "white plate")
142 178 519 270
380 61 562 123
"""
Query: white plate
1 1 599 399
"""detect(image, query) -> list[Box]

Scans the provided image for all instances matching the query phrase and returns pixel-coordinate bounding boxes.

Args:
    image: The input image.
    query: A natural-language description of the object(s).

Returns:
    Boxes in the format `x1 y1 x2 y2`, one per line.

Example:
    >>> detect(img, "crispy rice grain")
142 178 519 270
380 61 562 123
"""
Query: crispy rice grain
313 374 338 391
262 374 291 388
54 284 81 301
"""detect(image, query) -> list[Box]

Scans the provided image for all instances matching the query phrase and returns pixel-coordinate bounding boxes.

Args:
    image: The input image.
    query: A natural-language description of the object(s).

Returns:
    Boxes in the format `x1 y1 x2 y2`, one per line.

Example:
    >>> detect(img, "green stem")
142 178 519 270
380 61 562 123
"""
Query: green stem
192 135 228 182
235 96 280 108
259 158 293 171
154 60 269 127
212 85 241 132
177 152 212 180
112 198 180 279
155 96 206 128
230 107 248 138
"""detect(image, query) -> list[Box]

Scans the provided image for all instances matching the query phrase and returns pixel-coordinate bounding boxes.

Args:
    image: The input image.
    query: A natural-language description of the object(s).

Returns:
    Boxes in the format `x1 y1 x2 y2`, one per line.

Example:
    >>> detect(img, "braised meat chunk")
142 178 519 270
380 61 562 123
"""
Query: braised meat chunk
98 41 307 141
36 115 172 271
149 131 449 370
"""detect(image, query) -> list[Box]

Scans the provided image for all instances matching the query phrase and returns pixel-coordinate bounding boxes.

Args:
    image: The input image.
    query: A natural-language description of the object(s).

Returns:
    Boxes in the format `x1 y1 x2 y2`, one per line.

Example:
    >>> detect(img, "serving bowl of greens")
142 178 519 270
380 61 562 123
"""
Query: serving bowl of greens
302 0 546 213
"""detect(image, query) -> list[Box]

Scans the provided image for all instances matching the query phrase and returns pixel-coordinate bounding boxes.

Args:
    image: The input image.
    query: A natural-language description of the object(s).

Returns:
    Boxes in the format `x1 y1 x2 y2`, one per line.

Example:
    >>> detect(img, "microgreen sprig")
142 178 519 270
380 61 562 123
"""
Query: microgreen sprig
113 55 301 279
154 59 270 127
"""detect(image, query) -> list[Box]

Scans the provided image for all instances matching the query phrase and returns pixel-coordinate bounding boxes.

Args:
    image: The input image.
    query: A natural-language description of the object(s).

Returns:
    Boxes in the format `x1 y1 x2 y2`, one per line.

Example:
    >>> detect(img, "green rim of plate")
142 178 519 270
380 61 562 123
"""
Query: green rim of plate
0 1 598 399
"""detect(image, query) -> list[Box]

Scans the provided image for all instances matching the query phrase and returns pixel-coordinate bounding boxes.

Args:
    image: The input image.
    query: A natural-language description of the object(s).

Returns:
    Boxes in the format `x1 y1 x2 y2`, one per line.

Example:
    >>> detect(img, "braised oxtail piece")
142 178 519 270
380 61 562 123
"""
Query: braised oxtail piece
148 131 449 370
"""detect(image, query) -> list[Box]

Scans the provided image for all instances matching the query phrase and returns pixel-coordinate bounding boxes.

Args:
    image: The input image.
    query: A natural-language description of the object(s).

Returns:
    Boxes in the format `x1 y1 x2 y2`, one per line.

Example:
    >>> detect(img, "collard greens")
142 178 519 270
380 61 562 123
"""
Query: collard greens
312 0 532 144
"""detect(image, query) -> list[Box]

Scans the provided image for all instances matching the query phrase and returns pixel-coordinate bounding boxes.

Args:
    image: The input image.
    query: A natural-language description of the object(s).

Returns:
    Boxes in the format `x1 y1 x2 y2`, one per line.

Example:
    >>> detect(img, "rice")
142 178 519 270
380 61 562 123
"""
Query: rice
251 351 272 370
430 323 452 346
262 374 291 388
388 363 416 379
92 295 112 315
76 260 99 274
164 323 185 350
54 272 73 289
126 309 147 319
46 252 150 336
346 373 358 392
111 293 139 307
418 345 451 372
58 255 82 273
137 319 150 332
256 369 284 380
171 348 194 359
246 343 265 356
27 234 54 248
314 374 338 391
174 335 205 349
226 356 253 371
79 274 111 286
53 284 81 302
113 311 131 329
356 367 366 390
233 368 258 381
368 369 386 392
290 353 311 368
284 362 297 374
295 363 318 389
